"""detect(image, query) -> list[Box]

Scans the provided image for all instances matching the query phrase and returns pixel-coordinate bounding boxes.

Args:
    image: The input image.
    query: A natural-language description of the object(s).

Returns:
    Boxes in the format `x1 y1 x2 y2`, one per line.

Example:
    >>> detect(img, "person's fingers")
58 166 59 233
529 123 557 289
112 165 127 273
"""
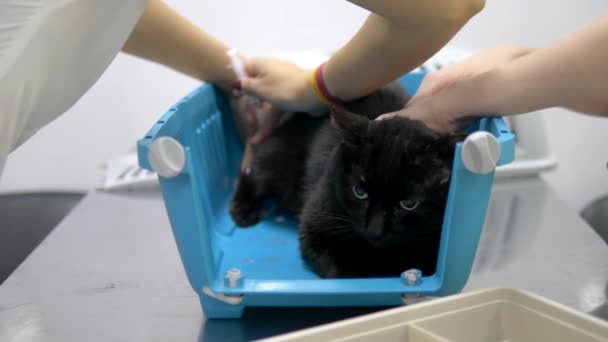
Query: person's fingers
375 112 398 121
238 57 316 112
274 111 295 129
250 110 294 144
248 104 279 144
249 123 274 144
243 57 267 77
240 77 267 99
374 103 454 134
241 58 272 95
245 98 259 130
231 88 243 98
249 111 281 144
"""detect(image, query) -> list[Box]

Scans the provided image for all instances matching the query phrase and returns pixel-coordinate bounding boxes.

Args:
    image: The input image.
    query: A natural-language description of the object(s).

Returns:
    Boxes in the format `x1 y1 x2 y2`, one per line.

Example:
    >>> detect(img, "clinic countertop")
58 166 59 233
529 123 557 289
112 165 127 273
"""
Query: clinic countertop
1 177 607 342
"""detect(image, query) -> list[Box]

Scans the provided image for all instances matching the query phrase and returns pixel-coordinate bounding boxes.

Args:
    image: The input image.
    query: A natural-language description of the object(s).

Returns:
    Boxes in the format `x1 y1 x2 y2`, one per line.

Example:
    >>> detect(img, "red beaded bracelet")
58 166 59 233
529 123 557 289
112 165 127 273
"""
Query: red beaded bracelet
311 63 345 108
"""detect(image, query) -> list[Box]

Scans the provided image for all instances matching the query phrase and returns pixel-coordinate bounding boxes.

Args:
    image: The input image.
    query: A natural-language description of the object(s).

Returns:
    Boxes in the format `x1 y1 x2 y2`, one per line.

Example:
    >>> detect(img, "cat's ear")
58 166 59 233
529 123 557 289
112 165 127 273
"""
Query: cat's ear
429 134 466 185
433 133 467 158
331 106 369 143
444 133 468 148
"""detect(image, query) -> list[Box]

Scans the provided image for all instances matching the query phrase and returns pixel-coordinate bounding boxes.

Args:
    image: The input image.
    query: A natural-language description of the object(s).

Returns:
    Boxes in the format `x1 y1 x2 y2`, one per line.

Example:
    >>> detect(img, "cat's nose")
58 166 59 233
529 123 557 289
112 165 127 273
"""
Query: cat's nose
366 213 385 239
366 225 384 240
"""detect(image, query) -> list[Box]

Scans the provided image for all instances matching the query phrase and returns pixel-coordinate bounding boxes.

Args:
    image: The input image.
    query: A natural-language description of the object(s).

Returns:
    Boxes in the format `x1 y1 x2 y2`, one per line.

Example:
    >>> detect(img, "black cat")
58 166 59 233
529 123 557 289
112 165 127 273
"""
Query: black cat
229 82 457 278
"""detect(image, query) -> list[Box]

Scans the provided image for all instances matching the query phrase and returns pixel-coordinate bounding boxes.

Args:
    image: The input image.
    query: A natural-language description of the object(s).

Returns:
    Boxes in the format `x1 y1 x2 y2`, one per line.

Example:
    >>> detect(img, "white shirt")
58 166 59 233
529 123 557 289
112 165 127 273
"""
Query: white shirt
0 0 147 176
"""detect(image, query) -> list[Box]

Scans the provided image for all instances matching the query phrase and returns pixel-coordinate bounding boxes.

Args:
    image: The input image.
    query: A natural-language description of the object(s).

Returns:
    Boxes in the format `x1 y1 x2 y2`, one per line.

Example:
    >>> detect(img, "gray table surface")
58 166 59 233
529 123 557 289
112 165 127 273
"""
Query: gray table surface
1 177 607 342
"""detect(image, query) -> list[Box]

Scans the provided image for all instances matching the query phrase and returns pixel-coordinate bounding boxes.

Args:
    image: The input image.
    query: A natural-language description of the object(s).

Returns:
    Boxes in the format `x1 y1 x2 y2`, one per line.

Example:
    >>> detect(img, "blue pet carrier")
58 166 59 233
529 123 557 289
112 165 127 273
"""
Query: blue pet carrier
137 72 515 318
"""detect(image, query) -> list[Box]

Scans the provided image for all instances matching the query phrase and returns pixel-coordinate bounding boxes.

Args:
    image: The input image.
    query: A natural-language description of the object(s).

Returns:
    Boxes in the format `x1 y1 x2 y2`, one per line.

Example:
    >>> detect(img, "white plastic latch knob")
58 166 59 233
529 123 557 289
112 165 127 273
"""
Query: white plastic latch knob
461 132 501 174
148 137 186 178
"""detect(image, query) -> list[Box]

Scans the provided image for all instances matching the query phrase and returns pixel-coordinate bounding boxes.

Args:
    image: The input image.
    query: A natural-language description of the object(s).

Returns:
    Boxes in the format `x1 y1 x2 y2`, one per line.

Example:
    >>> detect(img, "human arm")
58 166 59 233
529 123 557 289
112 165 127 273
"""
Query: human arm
384 14 608 133
241 0 485 111
122 0 235 90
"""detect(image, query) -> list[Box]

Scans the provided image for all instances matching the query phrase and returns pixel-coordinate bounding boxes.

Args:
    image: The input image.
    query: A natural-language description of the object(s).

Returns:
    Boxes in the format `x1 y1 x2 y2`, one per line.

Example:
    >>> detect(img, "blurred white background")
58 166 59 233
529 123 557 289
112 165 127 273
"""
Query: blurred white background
1 0 607 212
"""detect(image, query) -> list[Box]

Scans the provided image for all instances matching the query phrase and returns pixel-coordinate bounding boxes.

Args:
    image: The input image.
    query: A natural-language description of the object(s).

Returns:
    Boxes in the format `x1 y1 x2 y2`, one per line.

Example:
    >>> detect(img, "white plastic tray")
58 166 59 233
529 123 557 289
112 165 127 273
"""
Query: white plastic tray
259 288 608 342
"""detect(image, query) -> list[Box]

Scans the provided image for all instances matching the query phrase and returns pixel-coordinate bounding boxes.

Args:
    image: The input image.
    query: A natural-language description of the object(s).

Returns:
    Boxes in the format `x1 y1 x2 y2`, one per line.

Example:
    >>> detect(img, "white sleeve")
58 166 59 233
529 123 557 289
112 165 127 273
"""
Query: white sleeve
0 0 147 176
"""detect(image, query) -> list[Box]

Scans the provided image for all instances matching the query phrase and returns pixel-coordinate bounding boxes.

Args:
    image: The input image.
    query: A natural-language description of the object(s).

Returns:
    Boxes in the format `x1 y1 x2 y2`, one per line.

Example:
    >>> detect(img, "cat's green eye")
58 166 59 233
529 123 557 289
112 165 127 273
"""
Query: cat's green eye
399 199 419 211
352 183 368 200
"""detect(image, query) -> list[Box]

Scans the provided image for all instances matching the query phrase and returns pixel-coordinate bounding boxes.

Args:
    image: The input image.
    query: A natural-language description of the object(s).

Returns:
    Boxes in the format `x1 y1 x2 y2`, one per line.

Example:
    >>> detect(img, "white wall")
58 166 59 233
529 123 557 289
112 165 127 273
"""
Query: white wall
2 0 607 212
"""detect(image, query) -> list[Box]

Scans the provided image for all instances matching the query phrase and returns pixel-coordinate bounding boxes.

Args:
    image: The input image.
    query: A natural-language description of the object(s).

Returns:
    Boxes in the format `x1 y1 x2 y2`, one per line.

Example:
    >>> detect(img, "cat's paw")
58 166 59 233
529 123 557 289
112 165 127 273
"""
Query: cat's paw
301 246 346 278
230 175 262 227
230 198 261 227
317 264 344 279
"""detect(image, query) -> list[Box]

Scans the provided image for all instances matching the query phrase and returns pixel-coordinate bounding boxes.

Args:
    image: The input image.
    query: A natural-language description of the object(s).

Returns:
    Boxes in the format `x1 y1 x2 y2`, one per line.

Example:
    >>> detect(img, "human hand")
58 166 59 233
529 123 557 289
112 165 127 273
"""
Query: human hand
231 92 295 144
234 57 324 113
376 79 467 133
416 46 533 98
377 46 533 132
248 103 294 145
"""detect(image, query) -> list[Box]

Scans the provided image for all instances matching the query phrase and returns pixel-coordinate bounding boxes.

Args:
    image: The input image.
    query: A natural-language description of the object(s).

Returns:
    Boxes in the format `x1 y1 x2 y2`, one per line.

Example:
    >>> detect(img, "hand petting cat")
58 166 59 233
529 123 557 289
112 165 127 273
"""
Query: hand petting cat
377 14 608 131
230 57 327 144
234 58 323 113
376 45 533 133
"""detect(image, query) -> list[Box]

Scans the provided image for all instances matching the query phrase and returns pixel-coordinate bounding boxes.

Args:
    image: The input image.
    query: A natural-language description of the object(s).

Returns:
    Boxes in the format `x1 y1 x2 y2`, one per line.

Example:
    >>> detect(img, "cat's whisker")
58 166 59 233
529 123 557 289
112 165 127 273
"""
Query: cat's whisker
300 220 352 226
300 214 351 222
308 224 353 230
335 232 357 241
298 208 351 219
319 225 353 231
326 231 355 238
310 224 353 231
301 218 351 224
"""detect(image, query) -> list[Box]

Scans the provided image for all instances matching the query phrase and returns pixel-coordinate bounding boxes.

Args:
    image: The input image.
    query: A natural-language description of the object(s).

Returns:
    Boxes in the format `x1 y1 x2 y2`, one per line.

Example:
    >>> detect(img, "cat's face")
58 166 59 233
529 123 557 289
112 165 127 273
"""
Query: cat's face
328 108 457 248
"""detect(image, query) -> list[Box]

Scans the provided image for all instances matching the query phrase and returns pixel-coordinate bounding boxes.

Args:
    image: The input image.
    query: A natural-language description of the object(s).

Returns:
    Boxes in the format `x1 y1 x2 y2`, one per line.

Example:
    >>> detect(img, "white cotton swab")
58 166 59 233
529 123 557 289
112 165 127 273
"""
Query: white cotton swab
227 49 264 125
227 49 247 80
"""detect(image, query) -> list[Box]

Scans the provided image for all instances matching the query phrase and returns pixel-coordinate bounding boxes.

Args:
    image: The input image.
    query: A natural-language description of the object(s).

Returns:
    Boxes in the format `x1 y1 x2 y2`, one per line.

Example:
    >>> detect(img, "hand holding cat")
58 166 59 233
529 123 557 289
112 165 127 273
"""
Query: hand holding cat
376 45 533 133
379 13 608 130
232 57 332 144
235 57 324 113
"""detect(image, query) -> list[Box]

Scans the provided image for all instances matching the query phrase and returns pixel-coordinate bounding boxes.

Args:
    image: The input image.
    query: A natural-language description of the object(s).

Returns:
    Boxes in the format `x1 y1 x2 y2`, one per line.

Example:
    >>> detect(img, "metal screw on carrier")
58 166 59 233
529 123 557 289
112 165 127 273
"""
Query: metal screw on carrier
401 269 422 286
225 268 242 288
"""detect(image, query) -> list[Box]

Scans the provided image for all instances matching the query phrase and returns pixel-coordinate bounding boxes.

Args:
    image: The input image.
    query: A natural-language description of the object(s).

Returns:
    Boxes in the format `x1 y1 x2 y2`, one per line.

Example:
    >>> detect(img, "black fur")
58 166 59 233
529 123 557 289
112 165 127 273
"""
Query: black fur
229 82 456 278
